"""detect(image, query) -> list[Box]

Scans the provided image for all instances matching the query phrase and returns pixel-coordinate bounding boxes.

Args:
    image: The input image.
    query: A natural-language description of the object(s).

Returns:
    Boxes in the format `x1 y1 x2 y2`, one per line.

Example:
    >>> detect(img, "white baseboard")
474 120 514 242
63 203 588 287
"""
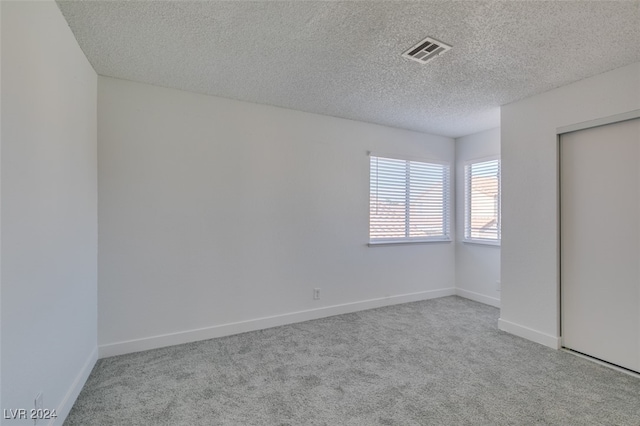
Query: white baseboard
99 287 456 358
455 288 500 308
497 318 561 349
52 346 98 426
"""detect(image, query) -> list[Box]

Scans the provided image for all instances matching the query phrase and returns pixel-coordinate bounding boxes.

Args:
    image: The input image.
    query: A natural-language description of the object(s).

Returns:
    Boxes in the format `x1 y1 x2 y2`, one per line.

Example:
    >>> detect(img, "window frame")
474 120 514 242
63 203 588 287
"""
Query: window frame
368 153 452 246
463 156 501 246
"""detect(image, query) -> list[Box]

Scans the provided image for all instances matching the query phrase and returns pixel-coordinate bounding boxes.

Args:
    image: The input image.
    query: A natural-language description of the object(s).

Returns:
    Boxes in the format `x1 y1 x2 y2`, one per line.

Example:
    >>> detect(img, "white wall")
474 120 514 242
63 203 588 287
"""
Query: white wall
455 128 501 307
98 76 456 356
0 0 4 415
500 62 640 348
1 1 98 424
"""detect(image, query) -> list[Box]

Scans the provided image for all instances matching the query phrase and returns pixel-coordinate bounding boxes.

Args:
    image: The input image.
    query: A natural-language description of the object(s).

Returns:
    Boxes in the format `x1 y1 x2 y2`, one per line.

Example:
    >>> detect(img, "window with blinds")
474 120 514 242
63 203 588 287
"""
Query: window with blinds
369 155 450 244
464 158 501 244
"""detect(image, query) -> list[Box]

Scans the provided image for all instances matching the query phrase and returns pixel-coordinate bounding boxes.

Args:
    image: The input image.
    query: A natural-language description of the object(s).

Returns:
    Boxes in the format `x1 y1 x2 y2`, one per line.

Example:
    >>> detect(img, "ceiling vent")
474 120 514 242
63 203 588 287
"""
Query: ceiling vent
402 37 451 64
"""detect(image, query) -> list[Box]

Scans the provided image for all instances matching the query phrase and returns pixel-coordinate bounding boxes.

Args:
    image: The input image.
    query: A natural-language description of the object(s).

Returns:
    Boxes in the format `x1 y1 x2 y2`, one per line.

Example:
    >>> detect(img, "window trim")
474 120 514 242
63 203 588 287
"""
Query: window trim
463 155 501 246
368 152 452 246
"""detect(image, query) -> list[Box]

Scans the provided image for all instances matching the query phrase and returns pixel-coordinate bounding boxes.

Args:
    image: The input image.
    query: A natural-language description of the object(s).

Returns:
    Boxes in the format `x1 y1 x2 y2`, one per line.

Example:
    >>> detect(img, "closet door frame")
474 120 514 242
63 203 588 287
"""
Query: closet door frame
557 109 640 371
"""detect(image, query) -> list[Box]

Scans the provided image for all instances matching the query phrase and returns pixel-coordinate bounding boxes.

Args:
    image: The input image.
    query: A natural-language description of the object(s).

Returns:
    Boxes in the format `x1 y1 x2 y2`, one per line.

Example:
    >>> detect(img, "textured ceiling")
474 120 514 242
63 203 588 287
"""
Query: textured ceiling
56 1 640 138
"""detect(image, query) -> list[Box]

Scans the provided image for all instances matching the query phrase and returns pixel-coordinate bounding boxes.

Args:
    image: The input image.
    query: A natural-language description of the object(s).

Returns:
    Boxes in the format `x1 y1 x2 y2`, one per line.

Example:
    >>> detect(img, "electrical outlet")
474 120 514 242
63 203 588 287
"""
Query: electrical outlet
34 392 43 425
496 281 501 292
313 288 321 300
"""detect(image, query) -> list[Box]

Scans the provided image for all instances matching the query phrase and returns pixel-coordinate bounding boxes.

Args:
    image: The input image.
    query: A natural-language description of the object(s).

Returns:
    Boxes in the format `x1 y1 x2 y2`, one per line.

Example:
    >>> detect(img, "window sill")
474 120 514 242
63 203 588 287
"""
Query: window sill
368 238 452 247
462 239 501 247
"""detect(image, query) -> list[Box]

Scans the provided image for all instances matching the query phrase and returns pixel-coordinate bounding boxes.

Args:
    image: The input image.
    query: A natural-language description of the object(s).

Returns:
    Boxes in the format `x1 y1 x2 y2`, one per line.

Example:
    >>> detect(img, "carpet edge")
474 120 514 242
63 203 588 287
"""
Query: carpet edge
98 287 456 358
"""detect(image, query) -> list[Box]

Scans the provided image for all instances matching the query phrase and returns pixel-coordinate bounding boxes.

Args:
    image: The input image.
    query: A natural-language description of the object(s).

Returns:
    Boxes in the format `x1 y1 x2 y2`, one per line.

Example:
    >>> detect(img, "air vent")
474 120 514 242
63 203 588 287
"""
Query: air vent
402 37 451 64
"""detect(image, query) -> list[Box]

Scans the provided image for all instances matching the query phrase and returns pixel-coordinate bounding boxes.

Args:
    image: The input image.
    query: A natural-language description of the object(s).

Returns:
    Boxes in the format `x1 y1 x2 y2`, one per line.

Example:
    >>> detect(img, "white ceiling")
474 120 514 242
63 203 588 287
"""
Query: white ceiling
56 1 640 138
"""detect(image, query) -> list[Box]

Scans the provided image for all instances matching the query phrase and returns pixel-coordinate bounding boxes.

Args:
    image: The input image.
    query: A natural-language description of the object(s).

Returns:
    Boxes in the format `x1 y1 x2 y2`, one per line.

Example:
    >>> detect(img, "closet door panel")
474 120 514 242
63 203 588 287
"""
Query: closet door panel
561 118 640 372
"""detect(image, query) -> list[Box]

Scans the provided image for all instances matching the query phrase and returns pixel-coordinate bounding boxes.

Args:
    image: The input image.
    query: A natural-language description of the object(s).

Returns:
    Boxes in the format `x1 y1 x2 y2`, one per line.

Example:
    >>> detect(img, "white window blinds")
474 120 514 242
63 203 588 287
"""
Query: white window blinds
369 155 450 243
464 158 501 243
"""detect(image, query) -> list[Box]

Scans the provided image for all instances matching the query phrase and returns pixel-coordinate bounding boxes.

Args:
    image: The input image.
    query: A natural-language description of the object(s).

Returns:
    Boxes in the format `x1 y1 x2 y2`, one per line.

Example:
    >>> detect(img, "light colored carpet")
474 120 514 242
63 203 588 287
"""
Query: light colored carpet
64 296 640 425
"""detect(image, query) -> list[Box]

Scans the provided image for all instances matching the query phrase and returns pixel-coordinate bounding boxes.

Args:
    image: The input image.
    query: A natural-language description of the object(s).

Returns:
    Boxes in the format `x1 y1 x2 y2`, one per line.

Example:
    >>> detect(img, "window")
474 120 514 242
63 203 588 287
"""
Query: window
464 158 501 244
369 154 450 244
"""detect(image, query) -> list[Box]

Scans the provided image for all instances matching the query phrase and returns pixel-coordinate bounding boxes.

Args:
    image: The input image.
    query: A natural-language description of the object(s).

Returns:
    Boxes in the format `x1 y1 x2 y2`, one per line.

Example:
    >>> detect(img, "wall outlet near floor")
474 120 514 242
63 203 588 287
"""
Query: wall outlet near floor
313 288 321 300
496 281 501 292
34 392 43 425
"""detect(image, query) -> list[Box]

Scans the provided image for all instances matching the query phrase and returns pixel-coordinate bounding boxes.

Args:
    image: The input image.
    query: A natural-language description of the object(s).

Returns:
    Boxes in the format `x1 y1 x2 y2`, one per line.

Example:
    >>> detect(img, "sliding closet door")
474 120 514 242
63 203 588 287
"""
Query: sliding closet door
561 118 640 373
